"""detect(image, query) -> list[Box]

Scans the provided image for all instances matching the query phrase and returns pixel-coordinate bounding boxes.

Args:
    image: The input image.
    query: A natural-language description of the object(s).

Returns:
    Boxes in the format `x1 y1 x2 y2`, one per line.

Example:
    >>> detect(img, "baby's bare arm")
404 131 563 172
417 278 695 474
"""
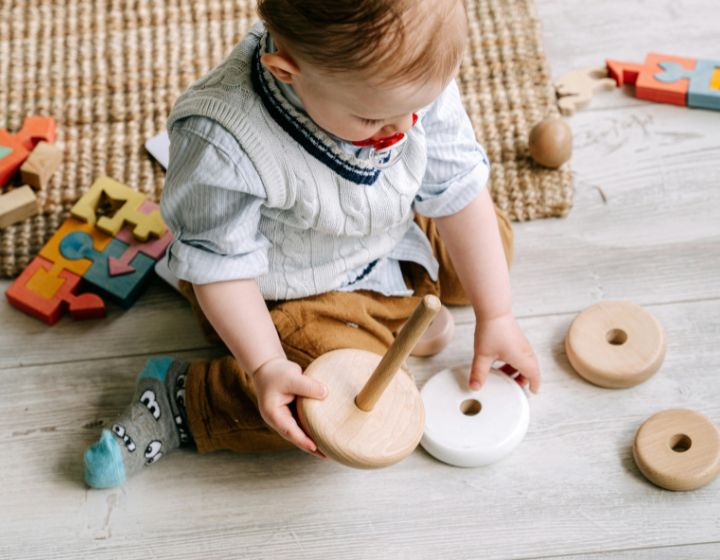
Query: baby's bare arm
193 280 327 455
435 188 541 393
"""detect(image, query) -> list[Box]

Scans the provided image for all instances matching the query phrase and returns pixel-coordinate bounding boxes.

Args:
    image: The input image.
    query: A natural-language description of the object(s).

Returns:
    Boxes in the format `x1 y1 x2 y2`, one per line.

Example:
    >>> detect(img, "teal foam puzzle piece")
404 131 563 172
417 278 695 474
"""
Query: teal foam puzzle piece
0 146 11 160
59 231 156 308
656 59 720 110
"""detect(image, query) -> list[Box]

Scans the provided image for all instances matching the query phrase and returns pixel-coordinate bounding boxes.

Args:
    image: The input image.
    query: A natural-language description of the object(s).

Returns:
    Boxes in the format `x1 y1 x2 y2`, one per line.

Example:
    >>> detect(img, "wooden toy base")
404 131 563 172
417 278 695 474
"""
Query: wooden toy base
633 409 720 491
298 349 424 469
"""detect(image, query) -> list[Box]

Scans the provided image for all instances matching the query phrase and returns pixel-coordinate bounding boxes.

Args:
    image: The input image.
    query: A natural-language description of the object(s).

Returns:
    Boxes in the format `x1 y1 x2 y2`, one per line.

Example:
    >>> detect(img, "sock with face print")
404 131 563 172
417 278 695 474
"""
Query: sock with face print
84 357 192 489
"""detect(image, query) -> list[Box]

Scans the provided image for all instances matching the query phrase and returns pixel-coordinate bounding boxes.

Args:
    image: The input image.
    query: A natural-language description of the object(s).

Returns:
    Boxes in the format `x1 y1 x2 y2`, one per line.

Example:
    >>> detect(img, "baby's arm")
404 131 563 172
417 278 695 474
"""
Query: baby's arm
194 279 327 456
162 116 326 455
435 189 540 393
415 80 540 392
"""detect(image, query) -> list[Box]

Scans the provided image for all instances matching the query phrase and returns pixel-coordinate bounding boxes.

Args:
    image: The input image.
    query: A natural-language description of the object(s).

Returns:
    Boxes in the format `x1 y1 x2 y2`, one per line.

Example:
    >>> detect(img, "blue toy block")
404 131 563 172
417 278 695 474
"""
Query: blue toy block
656 59 720 111
59 231 155 308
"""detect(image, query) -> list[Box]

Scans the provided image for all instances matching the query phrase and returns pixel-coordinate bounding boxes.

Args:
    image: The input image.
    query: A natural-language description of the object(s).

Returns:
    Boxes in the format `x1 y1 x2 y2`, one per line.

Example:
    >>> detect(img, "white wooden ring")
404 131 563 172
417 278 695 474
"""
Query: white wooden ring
633 409 720 491
565 301 666 388
420 367 529 467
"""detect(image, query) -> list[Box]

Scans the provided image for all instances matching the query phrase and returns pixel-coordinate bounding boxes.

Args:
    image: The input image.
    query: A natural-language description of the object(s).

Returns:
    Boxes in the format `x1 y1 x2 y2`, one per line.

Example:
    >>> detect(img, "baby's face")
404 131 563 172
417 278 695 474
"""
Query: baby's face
291 66 448 143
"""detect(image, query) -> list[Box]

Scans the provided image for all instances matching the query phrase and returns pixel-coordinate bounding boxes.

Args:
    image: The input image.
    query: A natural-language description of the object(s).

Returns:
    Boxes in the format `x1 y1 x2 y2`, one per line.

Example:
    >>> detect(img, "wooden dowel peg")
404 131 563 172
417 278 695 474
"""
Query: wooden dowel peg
355 294 441 411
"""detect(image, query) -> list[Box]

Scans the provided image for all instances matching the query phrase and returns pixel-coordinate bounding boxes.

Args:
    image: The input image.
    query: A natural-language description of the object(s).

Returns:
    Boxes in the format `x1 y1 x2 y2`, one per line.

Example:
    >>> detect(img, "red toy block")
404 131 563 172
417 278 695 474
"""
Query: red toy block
5 256 105 325
0 116 56 189
607 53 697 106
0 131 30 189
15 116 56 151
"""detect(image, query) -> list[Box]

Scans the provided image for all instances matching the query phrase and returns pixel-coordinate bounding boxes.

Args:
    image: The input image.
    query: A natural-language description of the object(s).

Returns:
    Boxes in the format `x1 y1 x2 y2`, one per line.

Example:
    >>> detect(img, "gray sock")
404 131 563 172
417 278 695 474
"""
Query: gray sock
84 357 192 488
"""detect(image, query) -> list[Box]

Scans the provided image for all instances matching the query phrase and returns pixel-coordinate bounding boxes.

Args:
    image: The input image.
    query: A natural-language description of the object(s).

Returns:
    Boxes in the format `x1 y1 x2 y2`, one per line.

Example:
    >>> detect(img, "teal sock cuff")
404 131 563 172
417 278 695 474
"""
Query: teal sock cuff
138 356 175 382
84 429 126 489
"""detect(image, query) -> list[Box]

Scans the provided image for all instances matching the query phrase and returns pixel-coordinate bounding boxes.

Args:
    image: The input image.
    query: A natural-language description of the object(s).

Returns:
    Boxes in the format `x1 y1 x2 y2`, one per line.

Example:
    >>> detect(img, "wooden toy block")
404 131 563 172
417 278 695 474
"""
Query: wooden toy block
298 295 439 469
607 53 697 106
554 66 617 115
0 130 30 188
633 409 720 491
59 230 156 308
38 217 112 291
20 141 63 190
15 116 56 151
656 58 720 111
71 176 166 241
5 256 105 325
0 185 39 228
565 301 666 388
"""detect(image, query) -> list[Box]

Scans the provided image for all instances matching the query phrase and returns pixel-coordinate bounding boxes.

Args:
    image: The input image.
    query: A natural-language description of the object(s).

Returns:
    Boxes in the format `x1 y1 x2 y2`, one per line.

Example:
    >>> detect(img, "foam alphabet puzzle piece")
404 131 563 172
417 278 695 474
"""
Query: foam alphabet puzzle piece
60 230 156 308
70 176 166 241
5 256 105 325
607 53 697 106
38 217 113 293
656 58 720 111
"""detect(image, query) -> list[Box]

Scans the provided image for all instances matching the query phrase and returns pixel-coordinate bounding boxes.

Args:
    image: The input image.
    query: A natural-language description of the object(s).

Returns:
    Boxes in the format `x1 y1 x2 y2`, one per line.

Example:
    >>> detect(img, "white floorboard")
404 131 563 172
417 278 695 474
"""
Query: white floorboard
1 0 719 558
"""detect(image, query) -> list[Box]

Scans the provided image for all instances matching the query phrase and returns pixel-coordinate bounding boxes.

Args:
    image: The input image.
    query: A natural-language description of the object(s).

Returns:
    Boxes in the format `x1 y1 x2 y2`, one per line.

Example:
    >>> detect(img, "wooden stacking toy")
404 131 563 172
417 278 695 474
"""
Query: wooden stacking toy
565 301 666 388
420 365 529 467
410 304 455 357
633 409 720 491
298 295 440 469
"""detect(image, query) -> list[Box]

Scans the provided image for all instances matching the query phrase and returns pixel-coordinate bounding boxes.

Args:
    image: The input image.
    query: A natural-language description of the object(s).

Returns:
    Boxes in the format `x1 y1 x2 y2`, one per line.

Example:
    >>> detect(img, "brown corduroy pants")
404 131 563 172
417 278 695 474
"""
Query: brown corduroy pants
179 210 513 454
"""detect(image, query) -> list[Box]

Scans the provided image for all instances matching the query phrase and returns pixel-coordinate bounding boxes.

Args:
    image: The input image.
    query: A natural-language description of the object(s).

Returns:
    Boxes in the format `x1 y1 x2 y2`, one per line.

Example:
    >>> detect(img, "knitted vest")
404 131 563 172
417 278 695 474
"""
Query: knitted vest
168 24 428 300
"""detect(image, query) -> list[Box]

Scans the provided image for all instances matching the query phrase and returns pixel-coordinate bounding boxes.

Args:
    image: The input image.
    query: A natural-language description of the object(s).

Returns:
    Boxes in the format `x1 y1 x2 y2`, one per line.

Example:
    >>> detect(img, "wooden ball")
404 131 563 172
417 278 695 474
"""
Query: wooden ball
297 349 425 469
565 301 666 388
528 117 572 168
633 409 720 491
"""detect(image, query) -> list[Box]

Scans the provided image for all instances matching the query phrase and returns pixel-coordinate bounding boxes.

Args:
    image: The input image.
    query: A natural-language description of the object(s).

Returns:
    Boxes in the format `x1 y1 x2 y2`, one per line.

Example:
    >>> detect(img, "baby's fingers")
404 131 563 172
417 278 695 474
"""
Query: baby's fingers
511 350 541 394
469 354 494 391
272 407 325 458
287 373 328 400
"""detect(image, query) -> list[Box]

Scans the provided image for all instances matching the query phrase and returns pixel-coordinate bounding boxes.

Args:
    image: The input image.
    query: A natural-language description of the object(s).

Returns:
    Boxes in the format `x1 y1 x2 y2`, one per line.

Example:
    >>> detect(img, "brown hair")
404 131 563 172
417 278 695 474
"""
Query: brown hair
257 0 467 85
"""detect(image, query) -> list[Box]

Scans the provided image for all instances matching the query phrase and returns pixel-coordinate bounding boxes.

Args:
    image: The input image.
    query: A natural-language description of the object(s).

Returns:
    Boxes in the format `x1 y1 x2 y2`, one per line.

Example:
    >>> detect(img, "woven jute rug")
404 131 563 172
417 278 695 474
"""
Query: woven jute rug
0 0 572 278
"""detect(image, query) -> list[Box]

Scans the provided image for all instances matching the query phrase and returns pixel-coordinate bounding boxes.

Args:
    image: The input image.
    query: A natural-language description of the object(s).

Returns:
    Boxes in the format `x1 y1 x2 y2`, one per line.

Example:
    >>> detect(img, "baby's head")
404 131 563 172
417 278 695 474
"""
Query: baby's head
257 0 467 143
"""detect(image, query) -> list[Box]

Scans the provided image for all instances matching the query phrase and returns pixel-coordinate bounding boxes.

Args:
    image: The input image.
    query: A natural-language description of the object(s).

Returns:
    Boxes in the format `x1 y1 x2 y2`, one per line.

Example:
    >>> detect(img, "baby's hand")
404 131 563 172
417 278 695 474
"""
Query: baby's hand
253 357 328 458
470 312 540 394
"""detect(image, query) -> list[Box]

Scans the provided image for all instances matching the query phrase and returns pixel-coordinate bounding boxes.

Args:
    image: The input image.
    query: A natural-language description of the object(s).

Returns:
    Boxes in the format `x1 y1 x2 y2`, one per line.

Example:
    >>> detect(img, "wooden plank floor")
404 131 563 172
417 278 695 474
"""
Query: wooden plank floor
1 1 719 558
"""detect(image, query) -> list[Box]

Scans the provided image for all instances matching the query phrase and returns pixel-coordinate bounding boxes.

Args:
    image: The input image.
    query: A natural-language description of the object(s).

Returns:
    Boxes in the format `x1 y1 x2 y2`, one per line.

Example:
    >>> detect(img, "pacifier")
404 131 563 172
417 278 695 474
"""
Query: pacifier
352 113 418 169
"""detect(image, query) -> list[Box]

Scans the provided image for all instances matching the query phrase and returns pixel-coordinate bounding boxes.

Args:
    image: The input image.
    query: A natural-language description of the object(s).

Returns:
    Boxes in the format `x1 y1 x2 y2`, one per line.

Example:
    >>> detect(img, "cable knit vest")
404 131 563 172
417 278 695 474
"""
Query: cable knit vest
167 24 429 300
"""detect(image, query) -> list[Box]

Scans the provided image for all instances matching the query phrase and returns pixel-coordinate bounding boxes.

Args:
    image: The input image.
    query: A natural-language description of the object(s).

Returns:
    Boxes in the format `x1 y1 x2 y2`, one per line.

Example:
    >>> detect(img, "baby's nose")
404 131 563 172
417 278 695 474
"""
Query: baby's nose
379 114 415 137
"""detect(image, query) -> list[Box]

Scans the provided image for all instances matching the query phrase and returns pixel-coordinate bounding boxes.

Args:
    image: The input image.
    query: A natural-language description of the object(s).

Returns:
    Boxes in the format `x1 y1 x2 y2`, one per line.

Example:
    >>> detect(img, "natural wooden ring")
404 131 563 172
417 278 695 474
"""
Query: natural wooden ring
565 301 666 388
633 409 720 491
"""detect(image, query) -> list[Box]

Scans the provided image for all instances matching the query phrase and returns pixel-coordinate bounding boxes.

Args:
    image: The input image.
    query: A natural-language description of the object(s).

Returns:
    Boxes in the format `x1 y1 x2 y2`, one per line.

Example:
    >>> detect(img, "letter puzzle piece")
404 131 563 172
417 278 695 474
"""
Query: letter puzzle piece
555 66 617 115
60 230 156 308
36 217 113 297
656 58 720 111
71 176 166 241
5 256 105 326
607 53 720 110
0 116 56 189
109 201 172 275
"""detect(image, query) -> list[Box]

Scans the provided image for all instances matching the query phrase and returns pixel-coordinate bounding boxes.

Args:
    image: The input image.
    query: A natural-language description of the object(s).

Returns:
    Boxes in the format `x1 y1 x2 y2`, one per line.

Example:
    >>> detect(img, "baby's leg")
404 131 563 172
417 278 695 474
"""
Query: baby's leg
175 286 421 455
84 357 191 488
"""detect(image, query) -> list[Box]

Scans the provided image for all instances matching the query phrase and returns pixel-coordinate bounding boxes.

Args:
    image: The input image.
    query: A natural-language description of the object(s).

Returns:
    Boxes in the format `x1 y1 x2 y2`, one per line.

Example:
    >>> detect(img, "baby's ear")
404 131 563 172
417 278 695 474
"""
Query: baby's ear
260 52 300 84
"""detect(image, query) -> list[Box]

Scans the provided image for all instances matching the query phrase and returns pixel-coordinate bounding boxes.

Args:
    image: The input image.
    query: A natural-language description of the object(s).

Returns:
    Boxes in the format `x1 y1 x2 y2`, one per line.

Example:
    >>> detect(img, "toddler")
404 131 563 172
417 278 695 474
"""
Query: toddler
84 0 540 488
